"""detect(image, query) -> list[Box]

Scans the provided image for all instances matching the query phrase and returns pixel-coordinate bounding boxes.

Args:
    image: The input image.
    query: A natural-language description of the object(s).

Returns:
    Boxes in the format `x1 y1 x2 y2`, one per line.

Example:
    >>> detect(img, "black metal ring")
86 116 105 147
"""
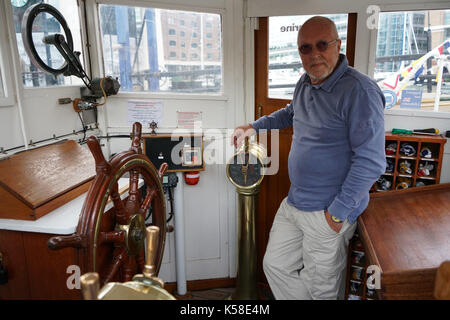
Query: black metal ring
21 3 74 76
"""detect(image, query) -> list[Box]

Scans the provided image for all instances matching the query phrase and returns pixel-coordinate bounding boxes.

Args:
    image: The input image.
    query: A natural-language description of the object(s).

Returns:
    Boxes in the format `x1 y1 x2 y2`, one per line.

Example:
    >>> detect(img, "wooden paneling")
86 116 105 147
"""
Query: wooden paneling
0 230 30 299
22 232 80 300
0 187 33 220
0 230 80 300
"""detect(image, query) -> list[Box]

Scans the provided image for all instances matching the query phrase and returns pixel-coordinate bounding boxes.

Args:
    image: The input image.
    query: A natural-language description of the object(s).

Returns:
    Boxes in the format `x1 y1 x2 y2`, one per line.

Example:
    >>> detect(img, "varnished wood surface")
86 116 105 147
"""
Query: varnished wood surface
0 186 33 220
434 261 450 299
358 183 450 299
0 140 95 211
0 230 30 299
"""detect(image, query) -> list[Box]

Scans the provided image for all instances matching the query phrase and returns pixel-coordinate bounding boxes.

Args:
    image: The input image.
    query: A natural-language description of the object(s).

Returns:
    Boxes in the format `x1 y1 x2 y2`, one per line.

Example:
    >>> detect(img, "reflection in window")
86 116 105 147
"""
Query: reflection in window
268 15 348 99
99 5 222 94
375 10 450 112
12 0 83 88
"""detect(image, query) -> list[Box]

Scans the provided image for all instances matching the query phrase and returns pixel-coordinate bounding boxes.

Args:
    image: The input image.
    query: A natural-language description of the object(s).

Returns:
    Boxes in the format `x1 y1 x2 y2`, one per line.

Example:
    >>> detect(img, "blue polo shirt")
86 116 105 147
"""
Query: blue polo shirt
251 54 385 224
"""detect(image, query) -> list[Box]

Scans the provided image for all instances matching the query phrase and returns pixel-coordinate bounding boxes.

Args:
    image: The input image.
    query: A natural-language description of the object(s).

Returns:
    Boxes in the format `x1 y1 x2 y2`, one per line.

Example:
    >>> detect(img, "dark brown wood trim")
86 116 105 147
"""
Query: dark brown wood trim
346 13 357 67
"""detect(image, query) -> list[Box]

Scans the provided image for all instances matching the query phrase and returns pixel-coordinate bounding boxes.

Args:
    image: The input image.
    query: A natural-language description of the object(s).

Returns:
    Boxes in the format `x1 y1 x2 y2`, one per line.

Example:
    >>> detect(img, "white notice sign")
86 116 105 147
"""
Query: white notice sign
177 111 202 129
127 100 163 125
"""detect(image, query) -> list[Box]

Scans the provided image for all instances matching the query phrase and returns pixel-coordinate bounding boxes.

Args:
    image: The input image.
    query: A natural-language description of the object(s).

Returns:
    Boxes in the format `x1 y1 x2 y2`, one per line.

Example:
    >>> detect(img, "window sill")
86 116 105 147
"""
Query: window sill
112 91 229 101
384 108 450 119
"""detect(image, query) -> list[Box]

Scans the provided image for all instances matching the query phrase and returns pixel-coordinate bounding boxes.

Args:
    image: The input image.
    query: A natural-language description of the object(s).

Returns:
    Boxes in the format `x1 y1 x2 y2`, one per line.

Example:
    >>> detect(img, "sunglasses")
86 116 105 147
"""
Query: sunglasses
299 39 339 54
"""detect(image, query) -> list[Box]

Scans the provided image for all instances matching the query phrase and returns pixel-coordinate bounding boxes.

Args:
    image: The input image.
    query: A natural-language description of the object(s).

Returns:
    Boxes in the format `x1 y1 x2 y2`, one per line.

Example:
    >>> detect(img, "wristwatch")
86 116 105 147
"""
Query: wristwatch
331 215 343 223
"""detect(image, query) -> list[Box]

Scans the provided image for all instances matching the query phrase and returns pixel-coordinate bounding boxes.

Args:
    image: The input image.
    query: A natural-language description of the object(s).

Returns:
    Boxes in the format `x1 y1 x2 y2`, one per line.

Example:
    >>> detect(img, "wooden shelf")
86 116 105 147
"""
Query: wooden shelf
374 133 447 192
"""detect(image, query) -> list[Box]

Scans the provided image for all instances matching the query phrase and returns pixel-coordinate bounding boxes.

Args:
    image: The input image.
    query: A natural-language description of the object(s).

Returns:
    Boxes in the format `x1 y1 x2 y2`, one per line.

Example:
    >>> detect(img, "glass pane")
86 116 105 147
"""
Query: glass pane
99 5 223 94
12 0 84 88
268 14 348 99
375 10 450 112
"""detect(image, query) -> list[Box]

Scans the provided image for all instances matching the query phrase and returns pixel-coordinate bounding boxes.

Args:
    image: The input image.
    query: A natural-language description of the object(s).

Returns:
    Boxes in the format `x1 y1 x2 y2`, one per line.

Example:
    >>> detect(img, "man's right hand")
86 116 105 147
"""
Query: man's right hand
230 124 256 149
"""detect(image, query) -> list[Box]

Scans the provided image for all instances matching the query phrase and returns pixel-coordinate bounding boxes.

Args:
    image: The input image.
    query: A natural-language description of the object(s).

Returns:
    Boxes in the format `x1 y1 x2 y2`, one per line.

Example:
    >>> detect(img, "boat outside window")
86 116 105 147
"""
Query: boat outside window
375 10 450 112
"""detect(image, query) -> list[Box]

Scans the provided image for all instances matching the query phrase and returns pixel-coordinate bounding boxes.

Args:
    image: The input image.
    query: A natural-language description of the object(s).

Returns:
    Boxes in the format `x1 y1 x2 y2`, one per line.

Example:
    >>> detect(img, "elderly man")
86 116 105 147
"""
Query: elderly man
231 16 386 299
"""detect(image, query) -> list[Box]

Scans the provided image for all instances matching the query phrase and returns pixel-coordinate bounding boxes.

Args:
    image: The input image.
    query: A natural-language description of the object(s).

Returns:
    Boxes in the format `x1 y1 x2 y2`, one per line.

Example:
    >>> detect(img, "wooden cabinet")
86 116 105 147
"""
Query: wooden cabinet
346 183 450 300
373 133 446 192
345 231 379 300
347 133 447 300
0 140 95 220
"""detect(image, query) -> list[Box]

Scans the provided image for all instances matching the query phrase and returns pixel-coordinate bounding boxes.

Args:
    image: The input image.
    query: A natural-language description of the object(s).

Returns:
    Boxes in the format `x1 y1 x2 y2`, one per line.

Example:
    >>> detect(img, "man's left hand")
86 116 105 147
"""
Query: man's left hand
324 210 343 233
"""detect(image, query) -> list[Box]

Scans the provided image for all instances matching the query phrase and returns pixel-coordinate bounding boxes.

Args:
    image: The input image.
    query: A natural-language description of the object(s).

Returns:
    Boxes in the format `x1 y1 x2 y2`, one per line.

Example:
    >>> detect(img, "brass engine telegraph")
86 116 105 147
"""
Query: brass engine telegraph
80 226 175 300
226 137 267 300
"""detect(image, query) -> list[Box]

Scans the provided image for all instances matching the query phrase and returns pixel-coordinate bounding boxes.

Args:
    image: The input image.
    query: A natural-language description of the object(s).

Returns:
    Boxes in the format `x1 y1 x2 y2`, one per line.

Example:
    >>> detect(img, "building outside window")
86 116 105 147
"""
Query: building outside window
268 14 348 99
375 10 450 112
99 5 222 94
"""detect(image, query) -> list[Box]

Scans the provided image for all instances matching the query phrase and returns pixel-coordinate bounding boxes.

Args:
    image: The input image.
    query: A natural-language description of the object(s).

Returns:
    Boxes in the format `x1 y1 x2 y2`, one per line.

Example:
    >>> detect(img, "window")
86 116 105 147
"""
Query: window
206 33 212 38
191 43 198 48
374 10 450 112
268 14 348 99
12 0 84 88
0 5 13 106
180 31 185 37
99 5 222 94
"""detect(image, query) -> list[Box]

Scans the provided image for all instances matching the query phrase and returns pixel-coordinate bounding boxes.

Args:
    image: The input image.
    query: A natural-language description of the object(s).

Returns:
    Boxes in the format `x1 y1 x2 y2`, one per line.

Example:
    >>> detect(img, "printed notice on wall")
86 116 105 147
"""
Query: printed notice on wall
127 100 163 125
177 111 202 129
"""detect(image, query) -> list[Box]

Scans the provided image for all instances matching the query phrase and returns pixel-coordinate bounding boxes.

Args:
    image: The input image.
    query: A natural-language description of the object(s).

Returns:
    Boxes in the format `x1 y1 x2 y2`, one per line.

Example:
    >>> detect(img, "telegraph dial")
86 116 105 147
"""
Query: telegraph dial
226 138 266 193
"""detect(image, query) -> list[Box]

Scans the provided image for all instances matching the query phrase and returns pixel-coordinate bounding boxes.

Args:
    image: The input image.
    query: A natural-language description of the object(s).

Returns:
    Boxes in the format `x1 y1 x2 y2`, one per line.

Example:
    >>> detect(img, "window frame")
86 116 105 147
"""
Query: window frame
5 0 90 92
367 2 450 116
94 0 227 100
0 1 15 107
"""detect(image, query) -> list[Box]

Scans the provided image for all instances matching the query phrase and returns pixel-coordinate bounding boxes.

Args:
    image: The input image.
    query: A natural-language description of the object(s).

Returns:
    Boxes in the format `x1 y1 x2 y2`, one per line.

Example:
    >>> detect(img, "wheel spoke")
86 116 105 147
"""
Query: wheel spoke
110 182 129 225
103 248 126 285
126 169 141 214
136 249 146 273
122 254 137 282
140 187 157 213
98 230 125 245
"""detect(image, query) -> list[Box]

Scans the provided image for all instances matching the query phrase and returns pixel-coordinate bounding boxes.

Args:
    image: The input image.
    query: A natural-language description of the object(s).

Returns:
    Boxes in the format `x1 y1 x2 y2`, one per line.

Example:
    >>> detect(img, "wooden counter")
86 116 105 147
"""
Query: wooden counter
357 183 450 299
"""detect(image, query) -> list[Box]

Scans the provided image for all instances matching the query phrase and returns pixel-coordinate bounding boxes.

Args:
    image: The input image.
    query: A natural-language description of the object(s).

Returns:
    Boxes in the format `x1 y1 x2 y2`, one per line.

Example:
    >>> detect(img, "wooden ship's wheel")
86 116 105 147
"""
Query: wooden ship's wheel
47 122 168 285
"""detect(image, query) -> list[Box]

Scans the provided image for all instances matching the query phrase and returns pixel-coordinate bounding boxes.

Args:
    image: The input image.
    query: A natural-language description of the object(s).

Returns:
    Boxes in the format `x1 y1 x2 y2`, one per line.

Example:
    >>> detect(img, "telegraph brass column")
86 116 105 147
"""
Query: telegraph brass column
226 138 266 300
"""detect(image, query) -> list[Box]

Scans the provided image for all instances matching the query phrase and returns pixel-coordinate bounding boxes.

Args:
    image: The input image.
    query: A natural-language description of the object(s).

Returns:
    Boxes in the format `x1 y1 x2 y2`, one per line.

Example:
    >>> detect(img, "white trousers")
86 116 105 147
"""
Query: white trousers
263 197 357 300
